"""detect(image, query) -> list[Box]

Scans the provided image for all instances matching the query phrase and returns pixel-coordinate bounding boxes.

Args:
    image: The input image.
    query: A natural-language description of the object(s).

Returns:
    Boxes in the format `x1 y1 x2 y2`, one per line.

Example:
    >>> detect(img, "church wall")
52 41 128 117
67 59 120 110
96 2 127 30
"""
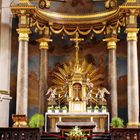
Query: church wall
9 19 140 125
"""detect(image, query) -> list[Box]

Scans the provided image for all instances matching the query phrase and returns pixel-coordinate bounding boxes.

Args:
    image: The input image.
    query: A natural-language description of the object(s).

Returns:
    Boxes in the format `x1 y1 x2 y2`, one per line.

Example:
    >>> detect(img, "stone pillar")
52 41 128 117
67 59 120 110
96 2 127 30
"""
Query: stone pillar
37 38 52 113
126 28 139 127
104 37 118 117
0 0 12 127
16 28 30 116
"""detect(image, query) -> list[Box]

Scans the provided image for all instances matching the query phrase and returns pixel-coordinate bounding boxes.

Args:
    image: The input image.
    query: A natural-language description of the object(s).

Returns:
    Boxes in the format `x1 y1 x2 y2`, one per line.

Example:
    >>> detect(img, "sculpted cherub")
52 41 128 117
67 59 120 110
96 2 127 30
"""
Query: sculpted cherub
105 0 117 8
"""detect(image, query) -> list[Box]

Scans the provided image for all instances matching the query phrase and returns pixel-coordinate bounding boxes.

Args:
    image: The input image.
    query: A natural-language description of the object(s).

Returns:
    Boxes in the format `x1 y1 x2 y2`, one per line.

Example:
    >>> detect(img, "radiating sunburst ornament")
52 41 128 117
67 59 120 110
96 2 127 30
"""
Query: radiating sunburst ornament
50 32 105 106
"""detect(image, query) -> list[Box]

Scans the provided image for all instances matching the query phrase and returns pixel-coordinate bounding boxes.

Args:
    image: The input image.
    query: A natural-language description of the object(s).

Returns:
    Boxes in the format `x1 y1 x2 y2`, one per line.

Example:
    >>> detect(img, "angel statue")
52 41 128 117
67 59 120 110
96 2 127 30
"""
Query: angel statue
46 87 57 105
96 87 110 105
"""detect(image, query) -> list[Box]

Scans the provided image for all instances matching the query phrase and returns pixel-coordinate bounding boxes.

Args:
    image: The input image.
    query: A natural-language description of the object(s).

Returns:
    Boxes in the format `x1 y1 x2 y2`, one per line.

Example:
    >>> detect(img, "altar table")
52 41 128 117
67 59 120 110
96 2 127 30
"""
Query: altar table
45 112 110 133
57 121 96 137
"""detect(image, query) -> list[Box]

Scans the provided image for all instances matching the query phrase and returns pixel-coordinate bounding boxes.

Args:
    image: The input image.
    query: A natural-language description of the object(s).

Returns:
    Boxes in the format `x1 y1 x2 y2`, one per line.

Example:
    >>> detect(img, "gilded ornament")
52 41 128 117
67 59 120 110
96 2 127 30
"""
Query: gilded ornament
39 0 51 9
125 28 139 41
20 16 27 25
19 0 29 3
38 9 118 19
127 0 136 2
0 90 9 95
127 122 140 126
47 33 105 110
17 28 31 41
37 37 52 49
103 37 119 49
105 0 117 9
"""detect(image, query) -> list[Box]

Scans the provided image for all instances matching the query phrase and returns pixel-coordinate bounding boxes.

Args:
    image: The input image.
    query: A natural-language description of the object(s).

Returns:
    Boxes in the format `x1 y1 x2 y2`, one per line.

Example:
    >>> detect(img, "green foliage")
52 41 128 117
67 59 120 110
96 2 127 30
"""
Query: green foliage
48 106 54 110
29 113 44 128
55 106 60 110
62 106 67 110
94 105 99 110
101 105 107 110
87 106 92 110
111 117 124 128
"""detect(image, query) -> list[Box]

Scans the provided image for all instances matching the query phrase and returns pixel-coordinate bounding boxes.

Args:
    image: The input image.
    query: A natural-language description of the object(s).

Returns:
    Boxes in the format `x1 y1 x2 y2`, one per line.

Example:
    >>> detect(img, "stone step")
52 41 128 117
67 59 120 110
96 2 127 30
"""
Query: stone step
92 133 111 140
41 132 111 140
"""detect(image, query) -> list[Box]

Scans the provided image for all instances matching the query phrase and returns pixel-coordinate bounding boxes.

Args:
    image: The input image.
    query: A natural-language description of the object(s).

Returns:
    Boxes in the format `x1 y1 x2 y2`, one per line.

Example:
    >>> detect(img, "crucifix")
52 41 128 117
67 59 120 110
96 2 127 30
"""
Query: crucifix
70 32 84 64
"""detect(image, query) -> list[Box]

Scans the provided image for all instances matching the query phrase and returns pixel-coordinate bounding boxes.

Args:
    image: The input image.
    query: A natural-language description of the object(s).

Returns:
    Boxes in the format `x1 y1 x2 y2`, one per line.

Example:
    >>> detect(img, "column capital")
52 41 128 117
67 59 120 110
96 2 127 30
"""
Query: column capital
125 28 139 41
17 28 31 41
37 38 52 49
103 37 119 49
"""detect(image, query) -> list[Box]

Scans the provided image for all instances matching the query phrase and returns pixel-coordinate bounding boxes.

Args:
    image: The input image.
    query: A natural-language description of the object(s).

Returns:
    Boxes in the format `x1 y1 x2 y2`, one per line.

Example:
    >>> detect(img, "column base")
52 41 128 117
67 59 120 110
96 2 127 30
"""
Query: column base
12 114 28 128
127 122 140 128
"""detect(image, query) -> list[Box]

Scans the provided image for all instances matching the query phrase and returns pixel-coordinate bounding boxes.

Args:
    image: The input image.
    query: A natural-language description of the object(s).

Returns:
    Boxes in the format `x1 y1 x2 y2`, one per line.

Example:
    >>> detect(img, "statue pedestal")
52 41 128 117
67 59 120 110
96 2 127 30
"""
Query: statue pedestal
0 93 11 127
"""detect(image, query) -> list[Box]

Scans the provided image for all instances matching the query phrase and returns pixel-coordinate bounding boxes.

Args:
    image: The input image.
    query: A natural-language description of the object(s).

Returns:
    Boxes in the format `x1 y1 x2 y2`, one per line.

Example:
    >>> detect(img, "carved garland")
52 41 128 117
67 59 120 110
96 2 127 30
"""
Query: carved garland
30 17 125 35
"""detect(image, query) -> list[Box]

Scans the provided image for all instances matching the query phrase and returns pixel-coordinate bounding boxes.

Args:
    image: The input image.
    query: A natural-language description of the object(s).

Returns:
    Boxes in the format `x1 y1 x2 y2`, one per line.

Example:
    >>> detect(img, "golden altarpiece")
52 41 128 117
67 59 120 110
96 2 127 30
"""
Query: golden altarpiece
10 0 140 130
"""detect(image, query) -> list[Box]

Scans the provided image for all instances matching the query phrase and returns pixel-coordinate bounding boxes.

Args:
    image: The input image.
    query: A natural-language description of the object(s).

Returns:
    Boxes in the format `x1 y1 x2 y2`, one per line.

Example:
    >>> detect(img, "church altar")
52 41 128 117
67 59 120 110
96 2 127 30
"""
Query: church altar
45 112 110 133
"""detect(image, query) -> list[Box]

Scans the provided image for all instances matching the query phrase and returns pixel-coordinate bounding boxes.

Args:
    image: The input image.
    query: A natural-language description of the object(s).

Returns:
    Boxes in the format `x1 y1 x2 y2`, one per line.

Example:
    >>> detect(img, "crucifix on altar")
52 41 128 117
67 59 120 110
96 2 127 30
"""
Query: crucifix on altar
68 32 87 112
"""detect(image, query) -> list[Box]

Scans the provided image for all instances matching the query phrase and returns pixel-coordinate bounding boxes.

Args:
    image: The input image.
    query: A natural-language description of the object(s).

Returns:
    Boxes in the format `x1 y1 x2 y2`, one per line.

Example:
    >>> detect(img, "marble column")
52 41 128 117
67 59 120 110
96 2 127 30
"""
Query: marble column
125 28 139 127
0 0 12 127
37 38 52 113
16 28 31 116
104 37 118 117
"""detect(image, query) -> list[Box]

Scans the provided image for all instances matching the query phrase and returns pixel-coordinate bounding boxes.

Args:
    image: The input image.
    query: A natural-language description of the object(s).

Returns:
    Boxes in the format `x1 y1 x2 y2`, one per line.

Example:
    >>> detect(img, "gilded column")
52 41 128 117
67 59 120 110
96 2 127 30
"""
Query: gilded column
37 37 52 113
126 28 139 127
104 37 118 117
16 28 31 116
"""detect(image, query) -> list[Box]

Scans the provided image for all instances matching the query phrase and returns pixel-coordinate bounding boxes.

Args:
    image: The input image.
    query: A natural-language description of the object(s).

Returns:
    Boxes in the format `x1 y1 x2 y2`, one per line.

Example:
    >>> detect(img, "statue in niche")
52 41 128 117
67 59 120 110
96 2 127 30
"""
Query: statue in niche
96 87 110 105
73 83 82 101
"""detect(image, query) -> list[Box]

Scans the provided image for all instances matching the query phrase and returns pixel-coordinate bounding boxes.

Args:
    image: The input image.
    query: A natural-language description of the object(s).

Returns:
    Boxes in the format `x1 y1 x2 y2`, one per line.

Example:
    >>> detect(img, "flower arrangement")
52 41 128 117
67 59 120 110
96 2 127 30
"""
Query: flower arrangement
87 106 92 113
62 106 68 113
65 126 87 140
62 106 67 110
48 106 54 110
101 105 107 112
48 106 54 113
55 106 60 113
94 105 99 113
87 106 92 110
55 106 60 110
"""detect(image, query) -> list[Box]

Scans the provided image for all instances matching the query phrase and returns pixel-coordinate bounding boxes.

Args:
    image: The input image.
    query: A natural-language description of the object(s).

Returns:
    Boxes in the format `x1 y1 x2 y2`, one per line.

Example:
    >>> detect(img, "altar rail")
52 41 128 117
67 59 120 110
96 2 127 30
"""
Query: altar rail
111 128 140 140
0 128 40 140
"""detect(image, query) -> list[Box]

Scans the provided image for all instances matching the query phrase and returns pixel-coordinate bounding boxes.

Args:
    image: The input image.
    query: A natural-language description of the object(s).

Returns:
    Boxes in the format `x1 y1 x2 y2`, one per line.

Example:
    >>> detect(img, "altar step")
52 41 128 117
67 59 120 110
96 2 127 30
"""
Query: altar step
92 133 111 140
41 132 111 140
